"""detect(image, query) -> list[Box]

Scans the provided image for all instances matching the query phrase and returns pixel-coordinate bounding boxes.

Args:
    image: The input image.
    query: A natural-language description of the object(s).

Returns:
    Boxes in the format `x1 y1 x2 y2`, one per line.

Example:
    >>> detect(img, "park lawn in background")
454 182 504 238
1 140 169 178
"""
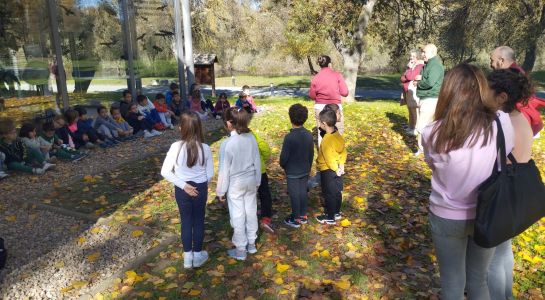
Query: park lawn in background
62 97 545 299
531 70 545 89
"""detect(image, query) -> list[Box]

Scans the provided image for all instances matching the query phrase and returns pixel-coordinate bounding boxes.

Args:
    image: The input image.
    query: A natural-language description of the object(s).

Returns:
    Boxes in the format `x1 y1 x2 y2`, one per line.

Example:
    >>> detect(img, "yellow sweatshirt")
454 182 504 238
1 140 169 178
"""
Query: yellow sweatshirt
316 131 347 172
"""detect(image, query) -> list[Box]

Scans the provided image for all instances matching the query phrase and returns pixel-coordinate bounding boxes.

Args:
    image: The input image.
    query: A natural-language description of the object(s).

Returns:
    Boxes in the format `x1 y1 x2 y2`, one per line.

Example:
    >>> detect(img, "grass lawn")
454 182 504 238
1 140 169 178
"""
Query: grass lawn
49 97 544 299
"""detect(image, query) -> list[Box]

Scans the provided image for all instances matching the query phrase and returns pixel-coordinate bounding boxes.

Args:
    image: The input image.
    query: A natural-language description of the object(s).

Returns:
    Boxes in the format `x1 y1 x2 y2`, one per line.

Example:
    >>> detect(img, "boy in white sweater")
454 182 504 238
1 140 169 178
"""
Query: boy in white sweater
216 107 262 261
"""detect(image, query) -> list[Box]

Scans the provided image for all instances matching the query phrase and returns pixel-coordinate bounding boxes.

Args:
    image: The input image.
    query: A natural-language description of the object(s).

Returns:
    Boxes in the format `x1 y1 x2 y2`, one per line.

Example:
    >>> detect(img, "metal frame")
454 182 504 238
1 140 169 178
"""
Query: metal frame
46 0 69 109
120 0 137 97
174 0 188 101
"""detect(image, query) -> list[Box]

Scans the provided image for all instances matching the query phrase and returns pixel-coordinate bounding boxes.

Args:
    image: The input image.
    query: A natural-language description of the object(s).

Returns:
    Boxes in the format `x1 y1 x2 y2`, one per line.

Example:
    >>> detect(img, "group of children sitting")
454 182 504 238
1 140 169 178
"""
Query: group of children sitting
161 101 346 268
0 83 260 180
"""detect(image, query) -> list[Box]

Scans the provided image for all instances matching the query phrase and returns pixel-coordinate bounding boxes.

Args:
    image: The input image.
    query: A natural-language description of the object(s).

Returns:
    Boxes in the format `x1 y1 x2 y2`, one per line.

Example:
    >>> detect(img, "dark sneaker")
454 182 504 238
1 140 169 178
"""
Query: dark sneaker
334 213 342 221
283 217 301 228
299 216 308 224
316 214 336 225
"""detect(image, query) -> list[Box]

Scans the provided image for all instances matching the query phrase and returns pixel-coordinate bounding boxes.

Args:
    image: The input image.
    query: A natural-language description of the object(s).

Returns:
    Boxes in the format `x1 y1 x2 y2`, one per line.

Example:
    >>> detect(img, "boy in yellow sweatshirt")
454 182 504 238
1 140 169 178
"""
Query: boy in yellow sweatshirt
315 109 347 225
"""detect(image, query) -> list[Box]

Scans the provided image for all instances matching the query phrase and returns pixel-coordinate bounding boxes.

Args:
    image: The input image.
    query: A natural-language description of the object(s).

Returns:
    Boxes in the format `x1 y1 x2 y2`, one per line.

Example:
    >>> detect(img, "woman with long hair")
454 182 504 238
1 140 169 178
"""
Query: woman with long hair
421 64 514 299
487 68 534 300
161 112 214 269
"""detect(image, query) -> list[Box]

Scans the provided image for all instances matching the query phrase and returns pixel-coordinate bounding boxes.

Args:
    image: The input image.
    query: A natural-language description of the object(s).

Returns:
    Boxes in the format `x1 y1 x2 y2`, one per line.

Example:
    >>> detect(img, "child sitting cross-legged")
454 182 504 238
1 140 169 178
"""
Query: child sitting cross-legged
315 109 347 225
169 90 188 124
137 95 167 131
95 105 135 141
72 107 115 148
214 93 230 119
126 103 162 138
153 93 175 129
39 122 86 161
19 122 56 163
0 118 55 175
110 106 136 140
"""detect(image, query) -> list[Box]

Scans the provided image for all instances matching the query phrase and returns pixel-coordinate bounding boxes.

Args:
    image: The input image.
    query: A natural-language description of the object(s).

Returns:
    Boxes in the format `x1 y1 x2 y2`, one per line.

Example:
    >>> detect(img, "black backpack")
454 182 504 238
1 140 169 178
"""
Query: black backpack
0 237 6 269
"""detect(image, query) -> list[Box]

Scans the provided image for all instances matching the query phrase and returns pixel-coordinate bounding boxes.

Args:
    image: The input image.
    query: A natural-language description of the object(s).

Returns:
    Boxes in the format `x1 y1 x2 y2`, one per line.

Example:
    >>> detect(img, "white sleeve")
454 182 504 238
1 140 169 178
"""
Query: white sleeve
252 137 262 186
160 142 187 189
204 144 214 182
216 139 231 196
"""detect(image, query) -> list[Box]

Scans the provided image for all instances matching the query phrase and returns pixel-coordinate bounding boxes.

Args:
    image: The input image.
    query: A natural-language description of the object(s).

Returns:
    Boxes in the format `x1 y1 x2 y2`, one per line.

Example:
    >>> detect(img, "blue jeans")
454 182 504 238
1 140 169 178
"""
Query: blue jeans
488 240 513 299
175 182 208 252
429 212 495 300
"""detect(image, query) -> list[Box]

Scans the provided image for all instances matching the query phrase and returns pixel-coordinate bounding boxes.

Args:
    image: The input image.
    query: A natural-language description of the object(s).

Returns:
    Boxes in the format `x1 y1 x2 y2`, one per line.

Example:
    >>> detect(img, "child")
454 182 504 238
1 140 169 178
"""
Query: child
214 93 230 119
0 118 54 175
280 104 314 228
235 92 255 114
309 103 342 189
251 126 274 234
315 109 347 225
153 93 174 129
165 82 178 105
95 106 124 140
169 91 188 123
242 85 257 112
0 151 7 179
110 107 135 139
73 107 114 148
126 103 162 138
39 122 85 161
161 112 214 269
118 90 133 119
216 107 261 260
19 123 55 162
189 89 209 120
136 95 166 131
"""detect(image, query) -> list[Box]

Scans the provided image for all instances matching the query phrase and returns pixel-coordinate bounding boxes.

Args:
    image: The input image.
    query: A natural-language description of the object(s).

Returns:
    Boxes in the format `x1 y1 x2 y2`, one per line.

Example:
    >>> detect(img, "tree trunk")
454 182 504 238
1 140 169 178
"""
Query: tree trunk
307 56 318 75
522 42 537 72
341 52 361 102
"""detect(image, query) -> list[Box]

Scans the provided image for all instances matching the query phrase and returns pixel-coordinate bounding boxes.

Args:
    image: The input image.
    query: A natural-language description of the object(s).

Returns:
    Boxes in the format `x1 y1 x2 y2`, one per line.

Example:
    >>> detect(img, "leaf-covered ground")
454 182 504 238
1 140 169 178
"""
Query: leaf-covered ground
41 98 544 299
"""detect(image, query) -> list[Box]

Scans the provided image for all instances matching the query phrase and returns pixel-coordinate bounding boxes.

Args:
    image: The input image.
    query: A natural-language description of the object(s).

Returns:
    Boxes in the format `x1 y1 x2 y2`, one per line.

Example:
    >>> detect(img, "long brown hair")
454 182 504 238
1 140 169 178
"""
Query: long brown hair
178 112 205 168
430 64 498 153
223 107 251 134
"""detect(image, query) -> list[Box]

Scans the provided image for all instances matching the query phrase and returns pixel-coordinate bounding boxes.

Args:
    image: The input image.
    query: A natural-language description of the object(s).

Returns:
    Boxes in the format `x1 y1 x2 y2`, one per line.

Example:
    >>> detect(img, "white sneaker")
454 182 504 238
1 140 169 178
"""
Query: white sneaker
183 251 193 269
168 124 174 130
227 248 247 261
247 244 257 254
33 168 45 175
0 171 9 179
414 150 423 157
192 251 209 268
43 163 56 171
144 130 153 138
151 129 162 136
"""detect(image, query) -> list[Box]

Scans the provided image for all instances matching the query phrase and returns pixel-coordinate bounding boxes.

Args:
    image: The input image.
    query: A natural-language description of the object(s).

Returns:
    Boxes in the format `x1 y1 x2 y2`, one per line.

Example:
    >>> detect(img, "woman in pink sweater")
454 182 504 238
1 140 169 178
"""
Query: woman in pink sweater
400 49 424 134
422 64 514 300
309 55 348 146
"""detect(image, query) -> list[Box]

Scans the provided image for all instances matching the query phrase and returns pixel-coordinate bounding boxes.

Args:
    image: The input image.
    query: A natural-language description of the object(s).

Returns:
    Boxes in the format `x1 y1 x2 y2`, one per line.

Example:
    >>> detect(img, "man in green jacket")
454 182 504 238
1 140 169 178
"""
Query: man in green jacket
414 44 444 156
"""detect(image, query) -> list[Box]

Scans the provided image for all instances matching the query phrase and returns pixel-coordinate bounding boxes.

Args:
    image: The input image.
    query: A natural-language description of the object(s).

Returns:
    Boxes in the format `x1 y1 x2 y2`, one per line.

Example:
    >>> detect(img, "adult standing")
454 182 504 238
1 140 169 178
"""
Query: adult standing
400 49 425 135
414 44 444 156
422 64 514 300
490 46 545 136
309 55 348 146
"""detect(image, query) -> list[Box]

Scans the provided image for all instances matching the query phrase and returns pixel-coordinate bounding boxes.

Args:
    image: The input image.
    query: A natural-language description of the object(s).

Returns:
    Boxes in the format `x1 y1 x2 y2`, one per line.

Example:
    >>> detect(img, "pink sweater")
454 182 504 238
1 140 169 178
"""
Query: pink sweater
400 64 424 92
309 67 349 104
422 111 514 220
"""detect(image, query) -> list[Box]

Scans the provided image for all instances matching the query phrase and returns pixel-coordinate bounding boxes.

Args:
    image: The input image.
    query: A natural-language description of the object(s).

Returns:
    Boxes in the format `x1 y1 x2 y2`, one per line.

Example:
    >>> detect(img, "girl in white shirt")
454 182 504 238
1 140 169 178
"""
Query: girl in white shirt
216 107 262 261
161 112 214 269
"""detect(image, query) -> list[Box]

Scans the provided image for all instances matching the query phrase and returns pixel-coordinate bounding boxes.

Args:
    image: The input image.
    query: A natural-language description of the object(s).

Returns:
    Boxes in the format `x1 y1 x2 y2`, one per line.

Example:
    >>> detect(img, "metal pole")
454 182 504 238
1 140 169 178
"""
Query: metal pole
128 1 142 93
46 0 69 109
174 0 187 101
120 0 136 97
181 0 195 87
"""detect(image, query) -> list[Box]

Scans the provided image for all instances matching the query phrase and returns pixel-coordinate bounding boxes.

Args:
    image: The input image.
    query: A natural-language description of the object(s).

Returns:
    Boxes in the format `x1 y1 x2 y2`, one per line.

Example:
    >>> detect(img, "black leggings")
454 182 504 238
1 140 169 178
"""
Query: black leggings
320 170 343 219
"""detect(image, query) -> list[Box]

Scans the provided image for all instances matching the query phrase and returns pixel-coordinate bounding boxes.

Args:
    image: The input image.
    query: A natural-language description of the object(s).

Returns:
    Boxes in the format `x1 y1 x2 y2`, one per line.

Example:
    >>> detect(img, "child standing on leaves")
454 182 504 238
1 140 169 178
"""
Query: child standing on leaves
161 112 214 269
251 126 275 234
216 107 261 261
280 104 314 228
315 110 346 225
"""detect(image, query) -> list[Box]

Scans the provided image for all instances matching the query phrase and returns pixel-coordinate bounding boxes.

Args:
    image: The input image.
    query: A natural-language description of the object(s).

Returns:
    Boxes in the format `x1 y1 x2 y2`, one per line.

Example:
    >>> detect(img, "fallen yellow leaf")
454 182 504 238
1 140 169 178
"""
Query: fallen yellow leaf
276 263 290 273
188 289 201 296
274 277 284 284
86 252 101 262
131 230 144 237
5 215 16 222
164 283 178 290
294 260 308 268
335 280 351 290
320 250 330 257
340 219 351 227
